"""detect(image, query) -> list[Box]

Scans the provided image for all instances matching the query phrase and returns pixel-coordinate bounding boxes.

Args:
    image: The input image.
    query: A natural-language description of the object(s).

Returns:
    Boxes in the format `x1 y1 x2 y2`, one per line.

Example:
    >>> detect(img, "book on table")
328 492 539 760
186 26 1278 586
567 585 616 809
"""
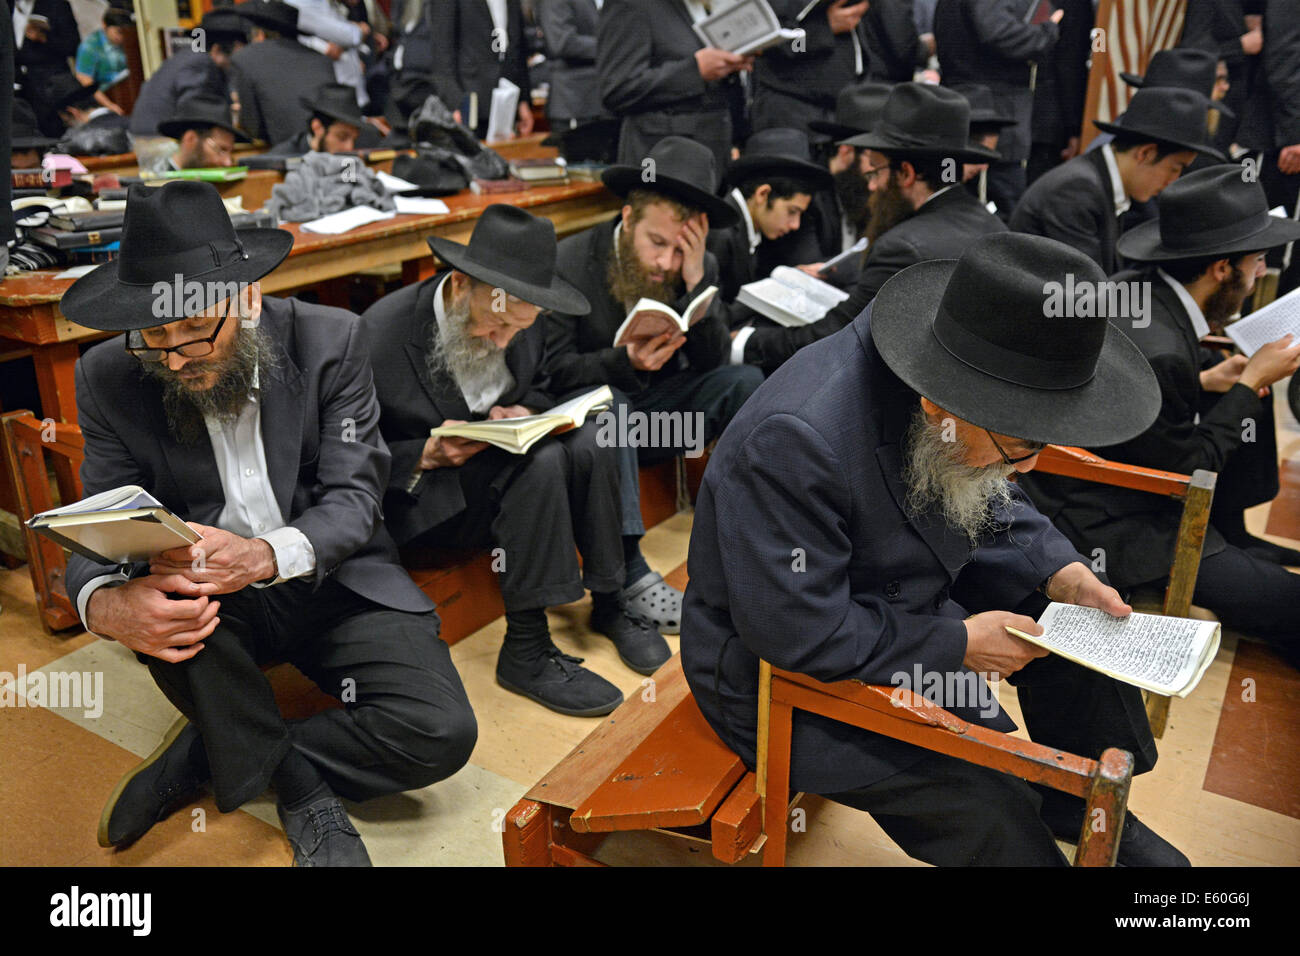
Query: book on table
26 485 200 566
693 0 804 55
1007 602 1221 698
429 386 613 455
612 285 718 346
1224 284 1300 356
736 266 849 326
153 166 249 183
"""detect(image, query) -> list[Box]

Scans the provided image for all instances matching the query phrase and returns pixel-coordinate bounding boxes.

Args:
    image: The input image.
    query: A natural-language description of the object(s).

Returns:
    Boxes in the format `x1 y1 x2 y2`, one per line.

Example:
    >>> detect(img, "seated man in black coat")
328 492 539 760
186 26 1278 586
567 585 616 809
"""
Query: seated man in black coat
49 73 131 134
130 9 248 138
361 206 668 717
684 232 1188 865
1021 168 1300 670
266 82 364 156
230 1 336 146
158 93 251 169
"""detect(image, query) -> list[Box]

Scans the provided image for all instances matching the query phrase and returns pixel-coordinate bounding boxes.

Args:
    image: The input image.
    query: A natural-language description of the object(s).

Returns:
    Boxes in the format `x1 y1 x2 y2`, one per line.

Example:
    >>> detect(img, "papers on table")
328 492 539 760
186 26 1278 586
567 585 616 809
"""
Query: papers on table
393 196 451 215
486 78 521 143
376 170 421 193
300 206 396 235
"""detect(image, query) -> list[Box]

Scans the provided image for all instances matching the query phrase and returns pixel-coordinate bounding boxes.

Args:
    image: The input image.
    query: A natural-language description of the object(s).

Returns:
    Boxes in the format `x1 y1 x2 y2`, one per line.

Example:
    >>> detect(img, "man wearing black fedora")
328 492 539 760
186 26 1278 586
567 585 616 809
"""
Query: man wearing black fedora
361 205 668 717
130 8 248 139
544 136 763 635
158 92 251 169
230 0 336 145
265 82 364 156
733 83 1005 376
63 181 477 866
1011 86 1226 276
684 231 1190 866
1022 167 1300 671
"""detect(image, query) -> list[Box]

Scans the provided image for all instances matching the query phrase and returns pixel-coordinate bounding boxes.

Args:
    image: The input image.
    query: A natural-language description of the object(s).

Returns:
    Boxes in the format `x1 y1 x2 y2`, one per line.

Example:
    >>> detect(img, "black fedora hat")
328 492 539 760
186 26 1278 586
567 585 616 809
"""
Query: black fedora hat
158 93 251 142
541 117 621 164
60 181 294 332
1120 48 1233 118
1118 165 1300 262
235 0 299 37
50 73 98 113
723 127 832 192
300 82 365 129
601 136 740 228
199 7 250 42
1093 86 1227 161
947 84 1018 134
842 82 1001 163
871 232 1160 447
12 99 58 151
809 81 893 141
426 204 591 315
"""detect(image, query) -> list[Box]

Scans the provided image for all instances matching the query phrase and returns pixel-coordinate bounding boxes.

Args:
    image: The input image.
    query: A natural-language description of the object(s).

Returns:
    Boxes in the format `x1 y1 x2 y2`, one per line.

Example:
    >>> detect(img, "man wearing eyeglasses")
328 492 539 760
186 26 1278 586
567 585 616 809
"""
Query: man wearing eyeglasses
157 93 250 170
59 181 477 867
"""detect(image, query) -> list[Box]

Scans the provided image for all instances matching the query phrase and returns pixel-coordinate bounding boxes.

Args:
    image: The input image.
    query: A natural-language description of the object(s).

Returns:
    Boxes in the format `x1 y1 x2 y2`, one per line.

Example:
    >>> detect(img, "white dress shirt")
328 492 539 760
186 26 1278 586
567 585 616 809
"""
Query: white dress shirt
1100 143 1132 219
433 273 516 413
485 0 509 56
12 0 32 49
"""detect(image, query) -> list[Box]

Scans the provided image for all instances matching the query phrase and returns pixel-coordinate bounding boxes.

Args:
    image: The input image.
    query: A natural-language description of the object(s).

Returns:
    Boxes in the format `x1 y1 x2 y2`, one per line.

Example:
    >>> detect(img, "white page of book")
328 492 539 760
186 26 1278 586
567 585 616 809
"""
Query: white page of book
1225 285 1300 355
37 484 162 517
693 0 780 54
487 78 521 143
770 266 850 310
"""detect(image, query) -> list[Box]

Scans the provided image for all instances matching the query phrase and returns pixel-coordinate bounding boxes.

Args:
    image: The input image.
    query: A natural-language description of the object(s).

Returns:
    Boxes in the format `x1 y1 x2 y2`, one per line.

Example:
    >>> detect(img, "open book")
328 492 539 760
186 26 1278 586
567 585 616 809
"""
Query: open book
693 0 804 55
1224 284 1300 356
27 485 199 565
612 286 718 347
429 386 613 455
736 266 849 327
1008 603 1220 698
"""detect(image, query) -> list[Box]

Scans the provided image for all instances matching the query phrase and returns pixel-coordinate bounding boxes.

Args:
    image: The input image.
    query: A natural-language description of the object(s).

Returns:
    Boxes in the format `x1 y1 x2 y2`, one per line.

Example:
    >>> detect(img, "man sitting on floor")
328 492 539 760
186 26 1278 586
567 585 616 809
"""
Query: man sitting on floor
65 181 477 867
361 205 669 717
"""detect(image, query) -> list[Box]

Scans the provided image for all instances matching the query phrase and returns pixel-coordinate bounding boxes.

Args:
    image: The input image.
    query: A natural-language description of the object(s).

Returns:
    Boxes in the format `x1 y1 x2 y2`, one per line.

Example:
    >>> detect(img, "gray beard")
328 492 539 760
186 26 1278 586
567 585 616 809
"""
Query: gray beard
901 407 1017 543
427 292 509 395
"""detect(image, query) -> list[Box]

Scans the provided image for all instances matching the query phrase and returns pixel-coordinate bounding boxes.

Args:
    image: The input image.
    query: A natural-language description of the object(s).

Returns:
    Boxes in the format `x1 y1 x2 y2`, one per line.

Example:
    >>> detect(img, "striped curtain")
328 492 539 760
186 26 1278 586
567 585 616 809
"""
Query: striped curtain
1079 0 1188 149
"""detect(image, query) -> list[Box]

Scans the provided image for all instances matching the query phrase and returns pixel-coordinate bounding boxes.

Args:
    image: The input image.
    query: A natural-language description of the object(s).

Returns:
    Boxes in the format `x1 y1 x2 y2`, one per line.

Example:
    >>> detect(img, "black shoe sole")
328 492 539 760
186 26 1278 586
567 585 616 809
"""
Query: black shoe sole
98 714 198 848
495 673 622 717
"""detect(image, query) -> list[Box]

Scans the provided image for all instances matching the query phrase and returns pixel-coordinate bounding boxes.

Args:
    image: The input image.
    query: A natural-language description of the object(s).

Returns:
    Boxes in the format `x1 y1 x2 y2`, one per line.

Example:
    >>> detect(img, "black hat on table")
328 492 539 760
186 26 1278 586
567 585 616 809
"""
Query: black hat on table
426 203 591 315
601 136 739 228
809 81 893 141
60 180 294 332
1093 86 1227 162
723 127 833 192
300 82 365 129
235 0 299 37
842 82 1001 163
158 93 251 142
12 99 59 151
870 232 1160 448
1117 165 1300 263
1120 48 1233 117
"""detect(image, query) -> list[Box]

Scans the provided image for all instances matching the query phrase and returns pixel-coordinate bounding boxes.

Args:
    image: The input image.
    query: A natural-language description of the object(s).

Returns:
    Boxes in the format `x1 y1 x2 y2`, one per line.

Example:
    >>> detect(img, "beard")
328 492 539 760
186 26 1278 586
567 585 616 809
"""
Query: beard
141 323 279 445
427 290 509 391
607 222 681 307
1204 263 1250 331
901 408 1017 543
865 175 916 245
832 167 871 238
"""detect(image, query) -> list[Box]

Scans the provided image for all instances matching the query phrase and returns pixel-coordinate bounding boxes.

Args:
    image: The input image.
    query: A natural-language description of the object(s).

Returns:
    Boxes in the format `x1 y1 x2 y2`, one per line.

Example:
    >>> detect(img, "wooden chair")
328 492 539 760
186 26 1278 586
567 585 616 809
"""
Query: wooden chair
1032 444 1216 737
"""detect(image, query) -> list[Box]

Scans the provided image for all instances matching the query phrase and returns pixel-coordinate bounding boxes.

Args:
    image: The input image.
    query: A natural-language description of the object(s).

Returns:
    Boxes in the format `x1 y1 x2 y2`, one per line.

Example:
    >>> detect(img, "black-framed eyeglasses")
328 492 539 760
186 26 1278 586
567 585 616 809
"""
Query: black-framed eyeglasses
125 300 232 362
862 163 890 184
985 430 1045 465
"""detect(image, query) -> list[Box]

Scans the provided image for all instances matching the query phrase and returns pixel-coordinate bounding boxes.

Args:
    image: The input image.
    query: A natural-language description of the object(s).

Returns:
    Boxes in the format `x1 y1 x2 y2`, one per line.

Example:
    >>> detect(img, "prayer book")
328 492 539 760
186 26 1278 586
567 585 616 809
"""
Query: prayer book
736 266 849 326
486 79 520 143
429 386 613 454
1224 284 1300 356
694 0 804 55
612 286 718 346
1006 603 1220 698
27 485 199 566
153 166 249 182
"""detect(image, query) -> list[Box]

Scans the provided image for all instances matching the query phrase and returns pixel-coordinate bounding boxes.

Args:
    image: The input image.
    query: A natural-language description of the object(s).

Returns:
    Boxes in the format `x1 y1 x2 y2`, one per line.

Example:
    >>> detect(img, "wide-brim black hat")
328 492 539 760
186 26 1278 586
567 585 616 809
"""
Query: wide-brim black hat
870 232 1160 447
426 203 590 314
235 0 299 37
158 94 251 142
1118 165 1300 262
809 81 893 140
60 181 294 332
601 136 739 228
200 7 250 42
842 82 1001 163
1119 48 1234 118
723 127 832 191
1093 86 1227 162
299 83 365 129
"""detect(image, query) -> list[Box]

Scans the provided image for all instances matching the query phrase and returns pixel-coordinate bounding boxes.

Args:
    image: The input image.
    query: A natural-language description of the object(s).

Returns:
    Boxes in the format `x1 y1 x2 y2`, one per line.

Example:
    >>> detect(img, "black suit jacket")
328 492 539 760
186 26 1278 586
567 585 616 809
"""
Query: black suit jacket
744 185 1006 374
1235 0 1300 152
682 303 1083 794
66 296 434 617
538 0 604 122
14 0 80 75
428 0 531 139
130 50 229 136
231 37 336 145
542 213 729 396
864 0 922 82
359 271 557 542
753 0 869 111
1010 149 1121 274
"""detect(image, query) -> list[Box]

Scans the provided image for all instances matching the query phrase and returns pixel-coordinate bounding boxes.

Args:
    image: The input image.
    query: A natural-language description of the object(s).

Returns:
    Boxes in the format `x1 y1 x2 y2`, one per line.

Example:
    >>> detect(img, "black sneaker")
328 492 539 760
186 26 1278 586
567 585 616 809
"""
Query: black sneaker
277 793 372 867
496 647 623 717
591 607 671 676
98 715 209 848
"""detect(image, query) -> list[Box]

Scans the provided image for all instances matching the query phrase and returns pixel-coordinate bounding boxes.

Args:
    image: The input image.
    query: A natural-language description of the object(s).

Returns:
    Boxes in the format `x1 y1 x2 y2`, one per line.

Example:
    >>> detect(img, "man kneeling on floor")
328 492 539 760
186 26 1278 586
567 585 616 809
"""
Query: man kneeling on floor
65 181 477 866
682 232 1190 865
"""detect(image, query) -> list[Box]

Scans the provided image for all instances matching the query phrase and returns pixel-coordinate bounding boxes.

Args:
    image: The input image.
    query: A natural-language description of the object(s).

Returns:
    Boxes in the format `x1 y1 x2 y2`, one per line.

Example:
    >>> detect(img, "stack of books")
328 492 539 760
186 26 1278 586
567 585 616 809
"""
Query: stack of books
507 158 569 187
27 208 125 264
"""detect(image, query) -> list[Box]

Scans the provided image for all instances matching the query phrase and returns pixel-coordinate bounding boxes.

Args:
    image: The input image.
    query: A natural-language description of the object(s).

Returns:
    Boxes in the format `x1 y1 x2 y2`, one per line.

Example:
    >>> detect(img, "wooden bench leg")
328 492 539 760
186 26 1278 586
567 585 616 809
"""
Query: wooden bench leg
761 698 793 867
1074 748 1133 867
502 799 557 866
1145 693 1171 738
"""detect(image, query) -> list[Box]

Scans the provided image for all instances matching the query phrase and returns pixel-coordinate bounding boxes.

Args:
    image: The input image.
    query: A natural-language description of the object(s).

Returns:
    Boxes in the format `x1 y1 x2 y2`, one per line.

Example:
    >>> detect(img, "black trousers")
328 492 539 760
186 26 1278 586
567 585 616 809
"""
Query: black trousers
145 578 477 813
1191 544 1300 666
409 420 624 611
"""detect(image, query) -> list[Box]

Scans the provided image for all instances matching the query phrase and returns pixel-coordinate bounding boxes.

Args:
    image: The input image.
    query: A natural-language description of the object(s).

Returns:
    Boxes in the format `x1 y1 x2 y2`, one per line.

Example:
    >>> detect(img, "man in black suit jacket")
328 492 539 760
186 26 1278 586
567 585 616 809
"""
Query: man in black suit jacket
130 10 247 137
684 232 1187 865
538 0 605 131
13 0 81 136
61 182 477 866
231 1 337 145
428 0 533 140
360 206 668 717
1021 168 1300 669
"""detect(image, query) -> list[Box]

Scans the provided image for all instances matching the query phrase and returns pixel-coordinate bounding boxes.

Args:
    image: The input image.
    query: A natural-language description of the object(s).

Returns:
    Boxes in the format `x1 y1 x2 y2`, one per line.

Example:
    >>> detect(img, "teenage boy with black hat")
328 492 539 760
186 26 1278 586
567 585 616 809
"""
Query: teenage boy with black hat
158 92 251 169
64 180 477 866
361 204 668 716
1022 167 1300 671
265 82 365 155
131 8 249 138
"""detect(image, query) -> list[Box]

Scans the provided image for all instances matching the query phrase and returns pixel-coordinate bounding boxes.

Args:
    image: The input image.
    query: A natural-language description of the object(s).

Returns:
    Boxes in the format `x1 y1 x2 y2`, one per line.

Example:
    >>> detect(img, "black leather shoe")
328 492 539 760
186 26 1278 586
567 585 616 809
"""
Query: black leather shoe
1040 797 1190 867
591 608 671 675
496 647 624 716
277 793 372 867
98 715 209 848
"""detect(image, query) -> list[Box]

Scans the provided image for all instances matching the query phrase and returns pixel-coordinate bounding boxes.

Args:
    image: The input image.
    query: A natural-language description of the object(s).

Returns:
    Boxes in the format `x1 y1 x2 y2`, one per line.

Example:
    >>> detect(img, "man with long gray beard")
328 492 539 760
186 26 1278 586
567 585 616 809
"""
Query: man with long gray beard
361 206 667 717
682 232 1191 866
62 181 476 867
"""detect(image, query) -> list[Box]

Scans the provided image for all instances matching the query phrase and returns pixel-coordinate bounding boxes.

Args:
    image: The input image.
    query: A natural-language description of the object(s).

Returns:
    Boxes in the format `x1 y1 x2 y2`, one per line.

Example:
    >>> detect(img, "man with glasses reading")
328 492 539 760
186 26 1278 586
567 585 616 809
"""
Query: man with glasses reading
157 93 250 170
61 181 477 867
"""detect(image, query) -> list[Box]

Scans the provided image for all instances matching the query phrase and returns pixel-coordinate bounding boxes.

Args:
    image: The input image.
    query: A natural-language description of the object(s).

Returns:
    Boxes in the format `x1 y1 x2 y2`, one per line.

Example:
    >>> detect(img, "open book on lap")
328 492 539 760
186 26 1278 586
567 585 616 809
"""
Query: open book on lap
736 266 849 327
27 484 200 565
612 286 718 347
429 386 614 455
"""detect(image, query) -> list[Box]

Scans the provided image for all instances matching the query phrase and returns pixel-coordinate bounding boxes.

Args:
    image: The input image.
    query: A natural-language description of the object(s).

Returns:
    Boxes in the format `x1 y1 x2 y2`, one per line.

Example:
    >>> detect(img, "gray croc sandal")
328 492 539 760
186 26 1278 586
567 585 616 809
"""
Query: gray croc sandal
620 571 682 635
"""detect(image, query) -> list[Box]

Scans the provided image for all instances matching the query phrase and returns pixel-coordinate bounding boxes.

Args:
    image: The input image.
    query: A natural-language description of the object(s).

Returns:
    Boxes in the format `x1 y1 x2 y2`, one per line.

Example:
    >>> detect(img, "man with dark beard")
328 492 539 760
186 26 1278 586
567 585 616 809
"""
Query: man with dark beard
735 83 1005 376
62 181 477 867
1021 168 1300 670
683 232 1192 866
362 205 666 716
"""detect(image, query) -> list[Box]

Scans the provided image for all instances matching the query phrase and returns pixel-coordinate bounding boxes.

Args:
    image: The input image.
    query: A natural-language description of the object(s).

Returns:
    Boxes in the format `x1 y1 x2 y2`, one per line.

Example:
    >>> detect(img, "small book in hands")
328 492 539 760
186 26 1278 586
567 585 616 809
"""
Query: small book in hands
1008 603 1221 698
612 285 718 347
1224 283 1300 356
27 485 200 565
429 386 613 455
736 266 849 327
694 0 804 55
